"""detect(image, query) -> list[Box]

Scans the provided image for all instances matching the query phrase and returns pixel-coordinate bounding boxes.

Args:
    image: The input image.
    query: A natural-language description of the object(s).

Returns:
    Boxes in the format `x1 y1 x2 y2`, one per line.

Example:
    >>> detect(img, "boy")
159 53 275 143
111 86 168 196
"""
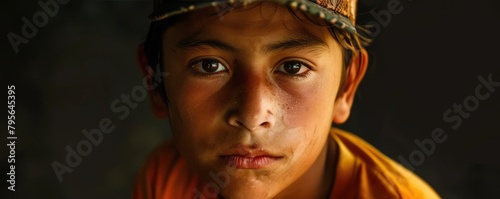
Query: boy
133 0 441 198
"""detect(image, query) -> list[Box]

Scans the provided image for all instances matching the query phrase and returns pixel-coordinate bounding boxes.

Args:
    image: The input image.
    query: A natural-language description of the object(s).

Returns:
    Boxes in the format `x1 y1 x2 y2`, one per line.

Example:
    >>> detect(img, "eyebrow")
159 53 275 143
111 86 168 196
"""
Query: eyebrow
263 37 328 53
177 37 238 52
176 29 329 54
263 32 329 53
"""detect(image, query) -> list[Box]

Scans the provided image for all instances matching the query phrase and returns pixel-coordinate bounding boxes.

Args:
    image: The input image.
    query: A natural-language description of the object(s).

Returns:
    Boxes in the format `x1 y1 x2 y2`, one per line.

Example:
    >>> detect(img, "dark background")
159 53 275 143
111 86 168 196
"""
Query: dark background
1 0 499 198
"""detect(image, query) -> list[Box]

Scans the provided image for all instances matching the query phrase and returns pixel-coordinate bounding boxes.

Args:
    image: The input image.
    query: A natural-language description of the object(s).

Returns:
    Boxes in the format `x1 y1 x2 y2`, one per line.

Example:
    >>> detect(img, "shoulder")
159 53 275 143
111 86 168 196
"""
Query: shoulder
132 139 198 199
331 128 441 199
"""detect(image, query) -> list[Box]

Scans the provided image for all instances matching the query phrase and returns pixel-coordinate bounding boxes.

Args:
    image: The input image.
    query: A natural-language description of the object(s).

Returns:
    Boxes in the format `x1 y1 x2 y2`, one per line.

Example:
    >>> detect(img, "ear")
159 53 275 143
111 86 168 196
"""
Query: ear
137 43 169 119
332 49 369 124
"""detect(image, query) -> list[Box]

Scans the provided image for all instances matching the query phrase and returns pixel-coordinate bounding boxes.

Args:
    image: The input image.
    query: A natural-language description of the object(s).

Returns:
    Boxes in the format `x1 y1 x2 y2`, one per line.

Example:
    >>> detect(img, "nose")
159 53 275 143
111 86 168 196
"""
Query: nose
227 73 276 131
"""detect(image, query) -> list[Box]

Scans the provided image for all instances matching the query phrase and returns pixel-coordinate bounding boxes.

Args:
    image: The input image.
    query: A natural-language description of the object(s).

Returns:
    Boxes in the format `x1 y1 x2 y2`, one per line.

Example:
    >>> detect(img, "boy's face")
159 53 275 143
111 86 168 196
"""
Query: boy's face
154 3 359 199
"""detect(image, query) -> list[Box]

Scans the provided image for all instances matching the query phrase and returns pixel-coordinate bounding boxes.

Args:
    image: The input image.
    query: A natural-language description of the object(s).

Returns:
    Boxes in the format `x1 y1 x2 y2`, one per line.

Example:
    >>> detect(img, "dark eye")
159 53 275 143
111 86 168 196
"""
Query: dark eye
192 59 228 74
277 61 309 75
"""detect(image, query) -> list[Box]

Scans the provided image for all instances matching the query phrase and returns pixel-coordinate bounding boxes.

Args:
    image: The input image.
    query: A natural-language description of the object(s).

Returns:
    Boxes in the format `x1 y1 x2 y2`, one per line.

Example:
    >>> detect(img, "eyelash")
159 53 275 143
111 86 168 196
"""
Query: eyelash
276 60 314 80
187 58 314 80
188 58 229 76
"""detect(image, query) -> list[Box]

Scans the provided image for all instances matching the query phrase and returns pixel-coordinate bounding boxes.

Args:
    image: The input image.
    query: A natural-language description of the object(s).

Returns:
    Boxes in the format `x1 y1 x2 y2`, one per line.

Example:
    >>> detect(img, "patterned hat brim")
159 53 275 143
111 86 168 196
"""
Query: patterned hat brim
149 0 357 35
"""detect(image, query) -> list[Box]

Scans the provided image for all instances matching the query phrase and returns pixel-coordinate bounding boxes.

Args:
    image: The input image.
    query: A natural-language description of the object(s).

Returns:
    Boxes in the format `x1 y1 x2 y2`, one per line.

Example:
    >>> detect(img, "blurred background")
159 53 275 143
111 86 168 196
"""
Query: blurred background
1 0 499 198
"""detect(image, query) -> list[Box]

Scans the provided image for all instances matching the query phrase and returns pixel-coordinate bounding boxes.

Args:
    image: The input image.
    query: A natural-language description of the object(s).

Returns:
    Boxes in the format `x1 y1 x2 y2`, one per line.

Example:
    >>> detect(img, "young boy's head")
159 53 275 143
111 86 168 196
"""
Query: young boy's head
138 0 370 198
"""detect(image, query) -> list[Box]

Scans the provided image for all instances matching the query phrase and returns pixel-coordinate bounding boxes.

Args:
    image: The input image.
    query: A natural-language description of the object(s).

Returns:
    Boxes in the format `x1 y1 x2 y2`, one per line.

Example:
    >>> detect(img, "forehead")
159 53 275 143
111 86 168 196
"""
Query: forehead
162 2 339 49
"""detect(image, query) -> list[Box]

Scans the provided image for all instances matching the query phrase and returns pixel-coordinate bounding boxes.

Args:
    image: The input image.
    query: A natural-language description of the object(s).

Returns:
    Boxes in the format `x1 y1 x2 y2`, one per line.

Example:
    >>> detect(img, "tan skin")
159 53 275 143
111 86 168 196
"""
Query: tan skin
138 4 368 199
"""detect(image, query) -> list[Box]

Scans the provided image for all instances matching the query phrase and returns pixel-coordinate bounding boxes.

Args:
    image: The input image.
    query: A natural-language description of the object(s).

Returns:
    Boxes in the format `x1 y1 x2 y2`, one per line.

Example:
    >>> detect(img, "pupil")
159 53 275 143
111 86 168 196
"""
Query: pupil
285 62 301 74
202 60 219 73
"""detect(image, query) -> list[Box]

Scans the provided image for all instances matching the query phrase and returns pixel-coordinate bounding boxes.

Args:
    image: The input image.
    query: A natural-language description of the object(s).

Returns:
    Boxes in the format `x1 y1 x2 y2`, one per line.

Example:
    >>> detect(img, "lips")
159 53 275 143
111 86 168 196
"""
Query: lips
220 148 283 169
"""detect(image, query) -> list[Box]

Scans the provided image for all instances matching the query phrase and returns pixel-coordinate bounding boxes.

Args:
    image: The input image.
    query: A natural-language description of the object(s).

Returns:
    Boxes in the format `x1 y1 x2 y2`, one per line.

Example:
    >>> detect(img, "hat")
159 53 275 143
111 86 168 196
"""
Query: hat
149 0 359 35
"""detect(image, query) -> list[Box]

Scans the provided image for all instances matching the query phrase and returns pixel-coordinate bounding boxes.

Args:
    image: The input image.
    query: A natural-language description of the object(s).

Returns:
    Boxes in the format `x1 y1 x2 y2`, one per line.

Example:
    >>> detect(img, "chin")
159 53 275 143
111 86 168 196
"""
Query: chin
214 176 284 199
220 186 275 199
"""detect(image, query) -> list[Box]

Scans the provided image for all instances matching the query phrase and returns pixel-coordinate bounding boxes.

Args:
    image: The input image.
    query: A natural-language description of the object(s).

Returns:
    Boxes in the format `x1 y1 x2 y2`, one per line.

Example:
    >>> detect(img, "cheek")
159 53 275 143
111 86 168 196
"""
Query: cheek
279 78 338 130
164 79 230 167
276 74 340 159
166 78 228 141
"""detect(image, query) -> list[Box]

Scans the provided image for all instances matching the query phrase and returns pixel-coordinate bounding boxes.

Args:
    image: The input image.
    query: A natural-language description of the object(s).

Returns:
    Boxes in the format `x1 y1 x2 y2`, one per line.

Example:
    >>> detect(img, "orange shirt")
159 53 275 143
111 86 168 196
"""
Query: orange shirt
132 128 441 199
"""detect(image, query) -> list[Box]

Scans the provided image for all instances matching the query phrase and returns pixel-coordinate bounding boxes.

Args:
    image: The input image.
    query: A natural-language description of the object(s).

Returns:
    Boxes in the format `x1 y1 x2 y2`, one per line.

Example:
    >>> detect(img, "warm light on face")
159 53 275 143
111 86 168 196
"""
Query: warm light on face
160 3 345 199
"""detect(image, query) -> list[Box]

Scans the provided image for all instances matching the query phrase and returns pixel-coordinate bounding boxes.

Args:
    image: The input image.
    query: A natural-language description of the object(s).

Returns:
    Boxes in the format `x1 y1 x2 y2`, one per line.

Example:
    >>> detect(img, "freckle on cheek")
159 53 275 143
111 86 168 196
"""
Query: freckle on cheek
281 105 301 129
